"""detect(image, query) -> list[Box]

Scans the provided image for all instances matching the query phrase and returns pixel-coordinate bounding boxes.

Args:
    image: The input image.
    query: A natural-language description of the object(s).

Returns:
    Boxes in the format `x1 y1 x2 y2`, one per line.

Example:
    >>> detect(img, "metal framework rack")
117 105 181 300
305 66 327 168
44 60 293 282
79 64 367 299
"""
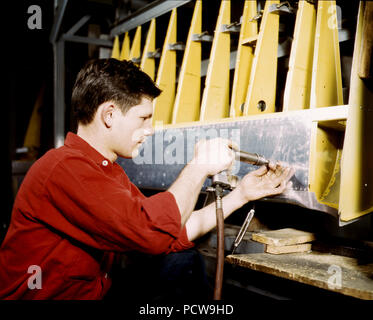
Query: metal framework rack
50 0 373 224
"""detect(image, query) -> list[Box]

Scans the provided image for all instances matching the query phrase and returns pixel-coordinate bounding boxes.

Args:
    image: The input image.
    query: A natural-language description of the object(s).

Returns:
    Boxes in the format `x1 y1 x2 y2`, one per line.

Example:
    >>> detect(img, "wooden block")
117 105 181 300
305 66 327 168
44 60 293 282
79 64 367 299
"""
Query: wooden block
266 243 312 255
252 228 316 246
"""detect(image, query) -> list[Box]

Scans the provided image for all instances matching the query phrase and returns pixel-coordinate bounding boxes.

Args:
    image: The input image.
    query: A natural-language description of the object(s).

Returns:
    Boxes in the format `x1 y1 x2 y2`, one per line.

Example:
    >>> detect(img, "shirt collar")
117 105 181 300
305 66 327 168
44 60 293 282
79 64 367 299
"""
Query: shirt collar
64 132 112 167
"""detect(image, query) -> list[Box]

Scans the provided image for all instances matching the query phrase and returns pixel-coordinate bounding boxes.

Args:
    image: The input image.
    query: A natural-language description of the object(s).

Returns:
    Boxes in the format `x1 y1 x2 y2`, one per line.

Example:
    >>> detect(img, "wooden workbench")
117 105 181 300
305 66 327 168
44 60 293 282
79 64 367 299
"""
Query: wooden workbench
226 252 373 300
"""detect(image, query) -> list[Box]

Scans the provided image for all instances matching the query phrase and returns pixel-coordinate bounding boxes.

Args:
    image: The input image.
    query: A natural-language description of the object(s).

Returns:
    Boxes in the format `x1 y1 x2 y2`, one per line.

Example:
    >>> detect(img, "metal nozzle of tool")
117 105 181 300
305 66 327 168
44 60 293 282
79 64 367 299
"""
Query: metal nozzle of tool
235 150 269 167
210 151 269 190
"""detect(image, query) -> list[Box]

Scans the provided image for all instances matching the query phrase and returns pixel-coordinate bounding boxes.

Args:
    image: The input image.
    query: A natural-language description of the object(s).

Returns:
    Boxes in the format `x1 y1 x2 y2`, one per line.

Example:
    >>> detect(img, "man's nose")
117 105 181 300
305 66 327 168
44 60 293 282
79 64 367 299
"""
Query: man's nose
143 123 154 136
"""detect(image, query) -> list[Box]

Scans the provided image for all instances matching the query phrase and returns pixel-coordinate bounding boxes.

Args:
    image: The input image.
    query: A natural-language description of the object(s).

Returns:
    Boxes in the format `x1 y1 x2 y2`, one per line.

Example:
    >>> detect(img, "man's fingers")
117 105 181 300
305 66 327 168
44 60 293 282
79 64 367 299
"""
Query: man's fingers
252 165 268 176
271 179 291 195
268 161 277 171
270 167 294 187
267 161 289 178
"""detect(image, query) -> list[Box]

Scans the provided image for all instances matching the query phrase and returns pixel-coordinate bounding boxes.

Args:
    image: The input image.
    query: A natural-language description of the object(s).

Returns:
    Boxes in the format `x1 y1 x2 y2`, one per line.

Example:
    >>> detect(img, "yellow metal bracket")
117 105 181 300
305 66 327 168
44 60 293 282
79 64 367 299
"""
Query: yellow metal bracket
129 26 142 65
119 32 130 61
140 19 157 80
153 9 177 125
111 35 120 59
172 0 202 124
339 1 373 222
283 0 316 111
309 121 344 210
230 0 258 117
244 0 280 115
199 0 231 121
310 0 343 108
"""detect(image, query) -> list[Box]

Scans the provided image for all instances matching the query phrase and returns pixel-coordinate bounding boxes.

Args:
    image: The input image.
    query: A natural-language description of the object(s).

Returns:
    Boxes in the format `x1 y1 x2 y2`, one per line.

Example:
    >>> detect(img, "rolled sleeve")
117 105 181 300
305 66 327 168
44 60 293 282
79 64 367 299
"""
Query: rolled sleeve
167 226 195 253
141 191 182 238
142 191 194 252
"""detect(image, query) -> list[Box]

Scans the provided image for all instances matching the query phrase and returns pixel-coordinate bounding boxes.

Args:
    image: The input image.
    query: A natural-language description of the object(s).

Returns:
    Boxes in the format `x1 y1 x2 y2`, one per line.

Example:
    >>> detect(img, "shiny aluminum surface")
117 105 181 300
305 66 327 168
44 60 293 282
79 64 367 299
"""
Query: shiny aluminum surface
117 115 338 218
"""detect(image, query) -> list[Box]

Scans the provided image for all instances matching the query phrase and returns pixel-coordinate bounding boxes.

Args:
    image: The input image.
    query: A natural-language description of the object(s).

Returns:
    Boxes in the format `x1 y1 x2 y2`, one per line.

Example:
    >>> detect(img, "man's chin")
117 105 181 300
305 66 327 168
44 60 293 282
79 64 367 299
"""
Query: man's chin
117 144 141 159
131 147 140 159
116 148 139 159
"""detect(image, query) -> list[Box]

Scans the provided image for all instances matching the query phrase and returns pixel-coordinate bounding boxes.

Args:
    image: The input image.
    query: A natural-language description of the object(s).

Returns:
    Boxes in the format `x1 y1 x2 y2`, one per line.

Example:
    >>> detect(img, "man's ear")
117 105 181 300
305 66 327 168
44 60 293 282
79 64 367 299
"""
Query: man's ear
99 102 116 128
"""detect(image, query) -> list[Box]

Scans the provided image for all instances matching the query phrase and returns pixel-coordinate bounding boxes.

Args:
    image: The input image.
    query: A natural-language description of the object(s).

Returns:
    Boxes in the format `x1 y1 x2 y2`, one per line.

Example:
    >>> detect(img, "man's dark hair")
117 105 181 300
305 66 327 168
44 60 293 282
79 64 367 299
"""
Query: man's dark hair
71 58 161 125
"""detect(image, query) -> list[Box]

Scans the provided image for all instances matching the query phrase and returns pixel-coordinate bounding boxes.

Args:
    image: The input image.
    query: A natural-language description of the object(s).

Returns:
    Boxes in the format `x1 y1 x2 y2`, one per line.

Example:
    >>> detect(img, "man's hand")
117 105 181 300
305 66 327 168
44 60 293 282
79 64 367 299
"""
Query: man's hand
190 138 237 176
169 138 237 226
235 162 295 203
185 161 295 241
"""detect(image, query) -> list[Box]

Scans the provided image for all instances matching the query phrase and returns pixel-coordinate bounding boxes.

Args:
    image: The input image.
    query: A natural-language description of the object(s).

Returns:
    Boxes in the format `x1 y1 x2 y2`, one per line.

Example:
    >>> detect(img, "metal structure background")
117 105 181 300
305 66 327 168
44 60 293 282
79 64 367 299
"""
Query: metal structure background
49 0 371 223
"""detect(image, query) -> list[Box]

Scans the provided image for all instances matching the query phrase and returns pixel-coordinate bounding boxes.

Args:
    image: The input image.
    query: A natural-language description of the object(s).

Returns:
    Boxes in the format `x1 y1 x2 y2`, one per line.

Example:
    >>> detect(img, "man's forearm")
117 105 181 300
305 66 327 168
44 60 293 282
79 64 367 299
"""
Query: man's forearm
168 162 208 227
185 189 246 241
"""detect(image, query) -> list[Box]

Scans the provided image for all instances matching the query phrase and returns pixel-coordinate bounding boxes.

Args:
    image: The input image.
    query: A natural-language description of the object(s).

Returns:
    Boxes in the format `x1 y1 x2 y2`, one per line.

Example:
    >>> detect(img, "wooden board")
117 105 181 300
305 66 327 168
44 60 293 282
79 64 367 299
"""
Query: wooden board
266 243 312 254
252 228 316 246
226 252 373 300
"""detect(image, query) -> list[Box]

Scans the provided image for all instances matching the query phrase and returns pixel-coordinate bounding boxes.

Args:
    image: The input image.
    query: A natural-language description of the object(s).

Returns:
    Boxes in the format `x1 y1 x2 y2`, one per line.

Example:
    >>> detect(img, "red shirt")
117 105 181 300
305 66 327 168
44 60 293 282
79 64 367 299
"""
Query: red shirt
0 132 193 300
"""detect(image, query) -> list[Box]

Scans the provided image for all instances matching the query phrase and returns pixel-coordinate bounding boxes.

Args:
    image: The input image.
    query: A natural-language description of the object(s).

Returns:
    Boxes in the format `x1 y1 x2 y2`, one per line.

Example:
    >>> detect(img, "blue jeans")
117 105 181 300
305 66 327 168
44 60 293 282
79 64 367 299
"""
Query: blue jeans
105 249 210 301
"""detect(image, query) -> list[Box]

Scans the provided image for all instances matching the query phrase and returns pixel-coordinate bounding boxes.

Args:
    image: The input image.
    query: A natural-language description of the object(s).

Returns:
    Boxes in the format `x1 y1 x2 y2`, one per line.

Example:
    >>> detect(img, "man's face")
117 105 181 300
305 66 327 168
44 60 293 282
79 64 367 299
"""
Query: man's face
111 97 154 158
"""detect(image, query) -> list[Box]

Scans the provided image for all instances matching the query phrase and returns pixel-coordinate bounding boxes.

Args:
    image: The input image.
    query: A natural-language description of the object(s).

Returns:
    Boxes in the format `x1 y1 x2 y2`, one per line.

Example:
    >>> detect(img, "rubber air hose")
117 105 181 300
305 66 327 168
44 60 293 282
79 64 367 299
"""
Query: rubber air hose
213 187 224 300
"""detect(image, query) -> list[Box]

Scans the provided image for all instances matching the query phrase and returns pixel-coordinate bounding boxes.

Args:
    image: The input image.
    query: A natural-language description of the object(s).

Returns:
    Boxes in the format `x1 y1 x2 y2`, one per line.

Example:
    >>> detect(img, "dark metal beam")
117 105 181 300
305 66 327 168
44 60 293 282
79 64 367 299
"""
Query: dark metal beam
53 40 65 148
110 0 191 36
50 0 69 43
62 34 113 47
65 15 91 36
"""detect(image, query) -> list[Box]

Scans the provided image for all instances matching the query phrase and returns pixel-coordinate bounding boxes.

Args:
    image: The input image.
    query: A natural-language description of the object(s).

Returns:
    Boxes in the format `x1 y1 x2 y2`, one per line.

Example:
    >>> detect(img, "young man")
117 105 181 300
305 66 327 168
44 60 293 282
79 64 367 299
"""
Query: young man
0 59 294 300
